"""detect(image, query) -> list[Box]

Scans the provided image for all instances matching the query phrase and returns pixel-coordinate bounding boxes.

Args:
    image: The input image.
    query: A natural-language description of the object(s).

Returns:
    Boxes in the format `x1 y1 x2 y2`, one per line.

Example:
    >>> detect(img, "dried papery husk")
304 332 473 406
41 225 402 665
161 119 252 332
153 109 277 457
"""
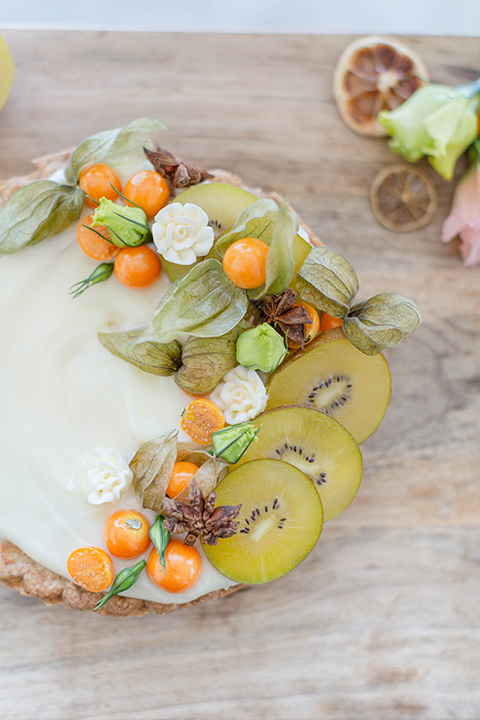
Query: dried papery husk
171 445 229 505
130 430 178 513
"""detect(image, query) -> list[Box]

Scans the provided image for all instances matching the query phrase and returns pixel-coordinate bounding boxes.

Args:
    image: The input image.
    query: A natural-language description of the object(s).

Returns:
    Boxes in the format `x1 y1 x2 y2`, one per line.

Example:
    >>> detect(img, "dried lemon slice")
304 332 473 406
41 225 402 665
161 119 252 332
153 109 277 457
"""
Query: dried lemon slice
333 36 429 137
370 164 437 232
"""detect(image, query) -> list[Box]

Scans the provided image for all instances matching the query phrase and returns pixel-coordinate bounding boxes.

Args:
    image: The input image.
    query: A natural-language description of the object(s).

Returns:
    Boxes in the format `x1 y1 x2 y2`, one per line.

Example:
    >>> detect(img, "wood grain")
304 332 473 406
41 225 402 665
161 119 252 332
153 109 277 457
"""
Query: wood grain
1 30 479 720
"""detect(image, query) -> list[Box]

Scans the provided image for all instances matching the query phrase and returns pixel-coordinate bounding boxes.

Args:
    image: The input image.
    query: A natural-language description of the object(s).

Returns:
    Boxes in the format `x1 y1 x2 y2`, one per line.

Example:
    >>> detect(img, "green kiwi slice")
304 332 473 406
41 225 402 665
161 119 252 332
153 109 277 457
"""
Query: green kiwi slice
203 459 323 584
235 405 362 522
266 328 392 443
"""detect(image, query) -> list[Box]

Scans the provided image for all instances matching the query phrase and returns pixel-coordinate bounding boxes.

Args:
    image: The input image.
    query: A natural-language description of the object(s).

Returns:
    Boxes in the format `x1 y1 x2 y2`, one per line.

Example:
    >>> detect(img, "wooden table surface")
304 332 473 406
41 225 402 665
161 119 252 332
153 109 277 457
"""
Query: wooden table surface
1 30 479 720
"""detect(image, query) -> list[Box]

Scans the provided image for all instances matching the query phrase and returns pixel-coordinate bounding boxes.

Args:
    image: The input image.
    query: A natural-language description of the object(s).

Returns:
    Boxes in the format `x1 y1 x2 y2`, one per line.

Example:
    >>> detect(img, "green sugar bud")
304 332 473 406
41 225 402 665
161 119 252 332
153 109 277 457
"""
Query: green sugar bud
236 323 287 373
211 422 259 464
92 198 149 248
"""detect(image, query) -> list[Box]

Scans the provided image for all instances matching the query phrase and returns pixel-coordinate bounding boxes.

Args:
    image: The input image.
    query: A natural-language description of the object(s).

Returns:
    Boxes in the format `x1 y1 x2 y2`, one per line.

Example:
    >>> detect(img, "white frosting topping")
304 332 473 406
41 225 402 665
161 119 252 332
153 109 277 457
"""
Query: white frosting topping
83 448 133 505
0 164 236 604
211 366 268 424
152 202 214 265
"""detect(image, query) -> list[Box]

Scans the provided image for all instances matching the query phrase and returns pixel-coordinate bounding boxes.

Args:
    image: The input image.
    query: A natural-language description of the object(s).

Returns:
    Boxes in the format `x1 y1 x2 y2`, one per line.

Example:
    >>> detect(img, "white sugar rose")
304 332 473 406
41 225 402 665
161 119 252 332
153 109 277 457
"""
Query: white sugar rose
152 202 214 265
84 448 133 505
211 366 268 425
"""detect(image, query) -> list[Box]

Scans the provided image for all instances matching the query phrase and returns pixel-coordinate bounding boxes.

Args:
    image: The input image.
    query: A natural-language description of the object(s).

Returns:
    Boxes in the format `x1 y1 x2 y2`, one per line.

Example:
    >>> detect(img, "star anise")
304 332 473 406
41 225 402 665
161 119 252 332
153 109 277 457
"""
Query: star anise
162 480 242 546
144 147 214 188
262 288 311 348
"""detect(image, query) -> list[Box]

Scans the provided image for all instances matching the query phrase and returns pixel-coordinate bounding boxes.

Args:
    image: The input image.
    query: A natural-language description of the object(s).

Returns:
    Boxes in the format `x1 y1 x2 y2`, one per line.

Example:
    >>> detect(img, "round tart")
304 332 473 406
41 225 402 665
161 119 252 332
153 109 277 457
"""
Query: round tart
0 123 420 614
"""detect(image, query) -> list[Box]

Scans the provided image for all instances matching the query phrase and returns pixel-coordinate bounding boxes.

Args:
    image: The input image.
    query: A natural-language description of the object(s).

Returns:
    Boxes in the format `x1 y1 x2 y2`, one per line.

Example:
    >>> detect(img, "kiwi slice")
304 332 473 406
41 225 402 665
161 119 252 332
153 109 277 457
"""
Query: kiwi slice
266 328 391 443
203 458 323 584
235 406 362 522
161 183 257 281
161 182 312 282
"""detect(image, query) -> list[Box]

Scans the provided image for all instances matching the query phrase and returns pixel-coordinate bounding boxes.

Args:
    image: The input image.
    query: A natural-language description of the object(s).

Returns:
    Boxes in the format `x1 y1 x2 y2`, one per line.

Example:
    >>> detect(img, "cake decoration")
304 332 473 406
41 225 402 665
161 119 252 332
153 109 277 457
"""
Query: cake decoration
84 447 133 505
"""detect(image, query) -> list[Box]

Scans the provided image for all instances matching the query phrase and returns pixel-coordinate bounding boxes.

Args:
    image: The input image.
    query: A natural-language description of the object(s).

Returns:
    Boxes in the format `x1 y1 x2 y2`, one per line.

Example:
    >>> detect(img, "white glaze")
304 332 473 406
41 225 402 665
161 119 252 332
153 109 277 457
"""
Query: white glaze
0 163 236 603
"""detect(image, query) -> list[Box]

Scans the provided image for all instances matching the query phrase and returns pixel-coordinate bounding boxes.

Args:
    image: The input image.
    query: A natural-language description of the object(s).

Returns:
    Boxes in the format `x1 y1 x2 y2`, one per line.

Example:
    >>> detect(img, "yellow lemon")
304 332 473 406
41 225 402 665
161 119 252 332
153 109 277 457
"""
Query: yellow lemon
0 35 14 112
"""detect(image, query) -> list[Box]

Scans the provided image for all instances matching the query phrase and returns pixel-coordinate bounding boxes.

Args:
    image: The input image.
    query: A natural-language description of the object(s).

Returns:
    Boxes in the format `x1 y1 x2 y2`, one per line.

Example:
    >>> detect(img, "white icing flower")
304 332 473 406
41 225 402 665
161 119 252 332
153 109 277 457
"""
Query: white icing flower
84 448 133 505
211 366 268 425
152 202 214 265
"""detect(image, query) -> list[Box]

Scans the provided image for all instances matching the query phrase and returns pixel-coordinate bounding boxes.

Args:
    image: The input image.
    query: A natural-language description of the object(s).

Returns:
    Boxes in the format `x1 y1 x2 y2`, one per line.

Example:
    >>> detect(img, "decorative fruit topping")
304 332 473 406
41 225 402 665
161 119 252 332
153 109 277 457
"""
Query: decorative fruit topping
236 406 362 522
123 170 170 219
166 461 199 499
320 312 343 333
266 329 391 443
333 36 429 137
181 398 225 444
114 245 162 288
370 164 437 232
78 163 122 207
67 546 114 592
146 538 201 593
203 459 323 584
104 510 151 559
222 237 269 289
77 214 118 261
287 302 320 349
69 262 114 299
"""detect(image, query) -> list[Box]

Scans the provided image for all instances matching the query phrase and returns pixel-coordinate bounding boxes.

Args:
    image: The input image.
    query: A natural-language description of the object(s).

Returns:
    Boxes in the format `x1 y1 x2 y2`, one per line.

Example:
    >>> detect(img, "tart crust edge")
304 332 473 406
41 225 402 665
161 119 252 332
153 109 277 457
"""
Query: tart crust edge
0 150 319 615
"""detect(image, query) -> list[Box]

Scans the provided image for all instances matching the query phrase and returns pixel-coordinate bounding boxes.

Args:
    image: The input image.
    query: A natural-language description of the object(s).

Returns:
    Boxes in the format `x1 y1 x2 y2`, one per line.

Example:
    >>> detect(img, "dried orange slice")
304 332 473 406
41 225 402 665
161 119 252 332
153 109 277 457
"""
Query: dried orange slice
333 36 429 136
370 164 437 232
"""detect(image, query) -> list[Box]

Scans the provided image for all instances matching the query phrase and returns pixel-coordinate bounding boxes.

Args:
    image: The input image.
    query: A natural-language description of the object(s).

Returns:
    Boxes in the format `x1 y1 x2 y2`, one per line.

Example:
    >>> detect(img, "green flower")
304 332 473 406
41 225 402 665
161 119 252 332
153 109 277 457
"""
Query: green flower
236 323 287 373
92 198 150 247
211 422 258 464
378 80 480 180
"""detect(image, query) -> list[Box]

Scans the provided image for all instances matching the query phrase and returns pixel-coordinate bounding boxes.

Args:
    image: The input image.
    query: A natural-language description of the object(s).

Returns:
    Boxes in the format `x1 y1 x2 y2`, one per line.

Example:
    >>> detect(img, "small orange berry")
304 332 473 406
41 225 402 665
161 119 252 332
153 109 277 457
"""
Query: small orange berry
288 302 320 349
104 510 151 559
77 214 119 261
320 312 343 333
223 237 269 289
114 245 162 288
147 539 201 593
79 163 122 207
166 461 199 499
67 546 114 593
181 398 225 444
123 170 170 219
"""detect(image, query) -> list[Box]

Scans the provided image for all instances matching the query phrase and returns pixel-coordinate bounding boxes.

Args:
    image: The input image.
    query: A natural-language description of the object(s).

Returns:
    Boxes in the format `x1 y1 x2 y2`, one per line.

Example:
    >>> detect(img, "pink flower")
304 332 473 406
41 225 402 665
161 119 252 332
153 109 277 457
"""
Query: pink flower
442 161 480 266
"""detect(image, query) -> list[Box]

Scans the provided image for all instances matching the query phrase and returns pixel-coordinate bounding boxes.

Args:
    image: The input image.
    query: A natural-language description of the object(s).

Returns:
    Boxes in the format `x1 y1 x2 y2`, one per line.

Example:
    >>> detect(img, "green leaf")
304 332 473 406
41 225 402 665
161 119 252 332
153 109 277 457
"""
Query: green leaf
139 259 248 345
296 247 359 318
175 331 238 395
0 181 85 254
343 293 422 355
130 430 178 512
94 560 146 611
65 118 166 183
98 328 182 376
149 516 170 570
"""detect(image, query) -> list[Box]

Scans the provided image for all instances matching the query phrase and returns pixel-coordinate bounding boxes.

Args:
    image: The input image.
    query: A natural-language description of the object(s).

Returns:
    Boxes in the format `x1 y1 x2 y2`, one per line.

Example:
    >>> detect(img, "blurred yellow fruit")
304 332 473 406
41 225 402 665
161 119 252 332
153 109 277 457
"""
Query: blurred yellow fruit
0 35 14 112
